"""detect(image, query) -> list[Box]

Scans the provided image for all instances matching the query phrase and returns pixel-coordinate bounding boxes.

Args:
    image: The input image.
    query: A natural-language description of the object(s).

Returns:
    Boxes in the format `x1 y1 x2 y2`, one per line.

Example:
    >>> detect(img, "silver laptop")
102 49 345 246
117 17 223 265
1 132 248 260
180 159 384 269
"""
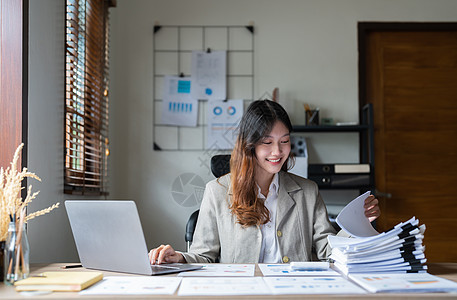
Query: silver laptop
65 200 202 275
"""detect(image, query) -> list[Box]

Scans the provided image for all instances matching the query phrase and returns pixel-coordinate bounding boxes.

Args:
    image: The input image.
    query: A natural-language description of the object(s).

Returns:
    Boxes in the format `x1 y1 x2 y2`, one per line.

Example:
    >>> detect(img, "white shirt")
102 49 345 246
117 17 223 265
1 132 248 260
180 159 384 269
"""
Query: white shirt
257 173 282 263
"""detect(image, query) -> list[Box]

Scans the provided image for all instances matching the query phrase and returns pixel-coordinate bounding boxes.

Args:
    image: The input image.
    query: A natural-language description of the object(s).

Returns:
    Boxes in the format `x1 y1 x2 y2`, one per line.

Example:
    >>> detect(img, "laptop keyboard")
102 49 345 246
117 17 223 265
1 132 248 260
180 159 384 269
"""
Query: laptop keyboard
150 264 181 272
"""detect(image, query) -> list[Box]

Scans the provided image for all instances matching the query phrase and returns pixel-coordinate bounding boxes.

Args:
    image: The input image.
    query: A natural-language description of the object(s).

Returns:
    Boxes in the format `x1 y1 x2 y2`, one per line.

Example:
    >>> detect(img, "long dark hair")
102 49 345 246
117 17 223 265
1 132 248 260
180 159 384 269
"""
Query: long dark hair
229 100 293 227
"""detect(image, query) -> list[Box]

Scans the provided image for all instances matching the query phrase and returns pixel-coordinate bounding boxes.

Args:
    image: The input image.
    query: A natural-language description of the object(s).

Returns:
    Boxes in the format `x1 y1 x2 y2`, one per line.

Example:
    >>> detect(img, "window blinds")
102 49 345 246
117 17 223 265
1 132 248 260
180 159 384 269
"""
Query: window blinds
65 0 112 194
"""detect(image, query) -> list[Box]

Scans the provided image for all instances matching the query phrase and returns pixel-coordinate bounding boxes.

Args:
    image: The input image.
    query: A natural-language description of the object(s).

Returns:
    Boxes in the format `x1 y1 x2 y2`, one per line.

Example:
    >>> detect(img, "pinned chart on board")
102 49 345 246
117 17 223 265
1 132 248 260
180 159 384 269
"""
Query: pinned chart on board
207 99 243 150
191 50 226 101
161 75 198 127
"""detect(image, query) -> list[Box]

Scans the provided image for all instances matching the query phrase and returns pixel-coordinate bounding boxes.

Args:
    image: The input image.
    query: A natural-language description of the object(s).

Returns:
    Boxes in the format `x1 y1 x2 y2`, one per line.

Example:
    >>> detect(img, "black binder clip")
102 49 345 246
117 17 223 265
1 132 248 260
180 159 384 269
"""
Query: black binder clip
206 48 211 53
223 98 228 102
179 72 185 77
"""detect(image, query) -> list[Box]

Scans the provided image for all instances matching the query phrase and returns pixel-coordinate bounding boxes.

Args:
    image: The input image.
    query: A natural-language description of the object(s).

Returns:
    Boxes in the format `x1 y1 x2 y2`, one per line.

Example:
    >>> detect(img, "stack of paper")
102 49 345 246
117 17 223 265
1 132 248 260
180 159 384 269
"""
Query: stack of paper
329 217 427 274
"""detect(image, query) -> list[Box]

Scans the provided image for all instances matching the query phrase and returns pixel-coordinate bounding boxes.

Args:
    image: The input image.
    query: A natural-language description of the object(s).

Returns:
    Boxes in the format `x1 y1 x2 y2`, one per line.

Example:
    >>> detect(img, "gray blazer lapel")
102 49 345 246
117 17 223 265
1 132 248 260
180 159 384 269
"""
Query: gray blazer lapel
276 172 301 228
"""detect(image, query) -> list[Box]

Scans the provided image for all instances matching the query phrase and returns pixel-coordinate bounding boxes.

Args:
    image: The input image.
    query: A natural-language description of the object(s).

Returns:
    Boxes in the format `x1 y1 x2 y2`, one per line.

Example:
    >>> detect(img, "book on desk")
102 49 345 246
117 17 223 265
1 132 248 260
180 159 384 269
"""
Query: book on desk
14 271 103 292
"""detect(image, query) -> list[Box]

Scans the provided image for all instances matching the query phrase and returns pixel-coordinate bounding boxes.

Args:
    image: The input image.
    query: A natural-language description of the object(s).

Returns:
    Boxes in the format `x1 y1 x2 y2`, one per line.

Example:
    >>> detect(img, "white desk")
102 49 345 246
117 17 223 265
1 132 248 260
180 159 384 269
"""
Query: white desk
1 263 457 299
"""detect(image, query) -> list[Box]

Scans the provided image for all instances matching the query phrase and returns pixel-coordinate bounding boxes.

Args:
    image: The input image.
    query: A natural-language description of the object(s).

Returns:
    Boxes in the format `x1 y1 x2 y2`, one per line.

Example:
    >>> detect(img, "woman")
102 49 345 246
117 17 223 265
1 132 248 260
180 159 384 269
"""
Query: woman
149 100 380 264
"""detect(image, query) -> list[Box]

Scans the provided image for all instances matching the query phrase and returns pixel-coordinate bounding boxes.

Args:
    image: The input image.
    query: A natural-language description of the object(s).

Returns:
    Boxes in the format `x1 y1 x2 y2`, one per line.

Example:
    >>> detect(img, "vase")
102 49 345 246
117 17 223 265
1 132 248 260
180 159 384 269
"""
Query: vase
4 222 29 285
0 241 5 282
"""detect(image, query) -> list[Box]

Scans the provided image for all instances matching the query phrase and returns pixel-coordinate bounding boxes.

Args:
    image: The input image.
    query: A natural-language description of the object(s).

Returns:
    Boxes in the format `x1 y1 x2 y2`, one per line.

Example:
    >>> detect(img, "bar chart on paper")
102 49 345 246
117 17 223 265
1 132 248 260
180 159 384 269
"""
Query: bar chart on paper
161 76 198 127
168 102 194 113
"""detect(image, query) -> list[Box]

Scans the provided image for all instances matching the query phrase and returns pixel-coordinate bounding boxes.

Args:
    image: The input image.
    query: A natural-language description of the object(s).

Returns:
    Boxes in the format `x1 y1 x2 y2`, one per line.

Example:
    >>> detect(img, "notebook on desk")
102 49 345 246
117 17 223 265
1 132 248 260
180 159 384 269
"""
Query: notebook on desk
65 200 202 276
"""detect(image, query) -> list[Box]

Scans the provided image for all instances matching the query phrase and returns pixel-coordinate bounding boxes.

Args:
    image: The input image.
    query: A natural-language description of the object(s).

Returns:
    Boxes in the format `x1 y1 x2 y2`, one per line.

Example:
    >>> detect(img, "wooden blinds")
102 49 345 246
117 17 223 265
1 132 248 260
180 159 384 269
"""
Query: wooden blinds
65 0 112 194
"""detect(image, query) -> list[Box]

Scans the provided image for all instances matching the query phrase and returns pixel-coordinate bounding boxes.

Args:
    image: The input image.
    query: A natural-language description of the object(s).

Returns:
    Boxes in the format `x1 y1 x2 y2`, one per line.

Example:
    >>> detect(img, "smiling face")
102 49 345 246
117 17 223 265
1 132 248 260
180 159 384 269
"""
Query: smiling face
254 120 291 185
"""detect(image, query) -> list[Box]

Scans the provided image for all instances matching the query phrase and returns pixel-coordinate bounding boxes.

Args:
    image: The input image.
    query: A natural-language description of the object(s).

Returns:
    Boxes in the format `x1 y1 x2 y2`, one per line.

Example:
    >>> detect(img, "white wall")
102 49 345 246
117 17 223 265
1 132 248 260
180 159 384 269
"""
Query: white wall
27 1 105 263
27 0 457 262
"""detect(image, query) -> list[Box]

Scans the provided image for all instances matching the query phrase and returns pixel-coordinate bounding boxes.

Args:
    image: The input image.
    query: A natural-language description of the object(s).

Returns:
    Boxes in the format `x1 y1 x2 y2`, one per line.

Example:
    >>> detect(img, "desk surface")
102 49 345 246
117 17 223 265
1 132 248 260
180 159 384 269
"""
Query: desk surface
1 263 457 299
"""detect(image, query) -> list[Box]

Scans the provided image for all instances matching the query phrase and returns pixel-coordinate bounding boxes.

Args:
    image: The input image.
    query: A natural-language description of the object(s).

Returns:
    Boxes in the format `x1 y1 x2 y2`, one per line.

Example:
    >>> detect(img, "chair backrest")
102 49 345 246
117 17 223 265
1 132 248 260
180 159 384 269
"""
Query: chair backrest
210 154 231 177
185 154 231 251
185 209 200 250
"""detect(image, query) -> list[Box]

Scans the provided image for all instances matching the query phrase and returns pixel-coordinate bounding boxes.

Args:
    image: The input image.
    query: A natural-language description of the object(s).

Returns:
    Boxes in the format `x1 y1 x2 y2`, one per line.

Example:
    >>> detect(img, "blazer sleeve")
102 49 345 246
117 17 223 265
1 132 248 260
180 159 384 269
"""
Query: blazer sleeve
311 190 337 260
311 189 351 260
180 179 222 263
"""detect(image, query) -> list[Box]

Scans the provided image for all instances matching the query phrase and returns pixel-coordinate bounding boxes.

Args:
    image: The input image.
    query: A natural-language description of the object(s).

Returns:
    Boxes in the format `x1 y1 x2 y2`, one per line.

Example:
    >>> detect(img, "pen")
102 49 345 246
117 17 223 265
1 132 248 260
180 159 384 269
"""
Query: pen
61 264 83 269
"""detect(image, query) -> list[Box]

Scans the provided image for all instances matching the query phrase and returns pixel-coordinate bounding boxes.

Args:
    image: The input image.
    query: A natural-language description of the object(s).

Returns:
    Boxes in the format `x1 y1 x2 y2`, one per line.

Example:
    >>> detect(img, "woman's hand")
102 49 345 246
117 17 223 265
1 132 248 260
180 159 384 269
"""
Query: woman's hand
364 195 381 222
148 244 185 265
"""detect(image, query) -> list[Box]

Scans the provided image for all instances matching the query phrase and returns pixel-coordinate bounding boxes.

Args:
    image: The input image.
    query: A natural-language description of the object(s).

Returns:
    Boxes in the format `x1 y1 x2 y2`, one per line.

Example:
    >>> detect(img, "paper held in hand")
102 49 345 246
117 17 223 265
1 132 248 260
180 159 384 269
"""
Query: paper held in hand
336 191 379 237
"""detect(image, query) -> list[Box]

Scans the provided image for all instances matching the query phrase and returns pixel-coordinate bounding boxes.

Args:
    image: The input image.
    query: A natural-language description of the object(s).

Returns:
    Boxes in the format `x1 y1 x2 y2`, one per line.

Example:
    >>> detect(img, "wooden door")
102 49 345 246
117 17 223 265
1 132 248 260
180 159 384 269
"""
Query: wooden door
360 24 457 262
0 0 28 169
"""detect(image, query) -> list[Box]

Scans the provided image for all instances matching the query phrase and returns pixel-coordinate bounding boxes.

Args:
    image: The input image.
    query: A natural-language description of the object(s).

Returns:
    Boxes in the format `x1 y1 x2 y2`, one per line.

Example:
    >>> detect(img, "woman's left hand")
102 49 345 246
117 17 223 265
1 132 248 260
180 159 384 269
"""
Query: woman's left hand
364 195 381 222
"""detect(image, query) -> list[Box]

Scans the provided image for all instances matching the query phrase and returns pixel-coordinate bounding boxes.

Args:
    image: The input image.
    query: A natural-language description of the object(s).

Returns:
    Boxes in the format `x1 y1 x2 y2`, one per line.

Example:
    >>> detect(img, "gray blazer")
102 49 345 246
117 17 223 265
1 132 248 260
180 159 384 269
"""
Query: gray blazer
181 171 342 264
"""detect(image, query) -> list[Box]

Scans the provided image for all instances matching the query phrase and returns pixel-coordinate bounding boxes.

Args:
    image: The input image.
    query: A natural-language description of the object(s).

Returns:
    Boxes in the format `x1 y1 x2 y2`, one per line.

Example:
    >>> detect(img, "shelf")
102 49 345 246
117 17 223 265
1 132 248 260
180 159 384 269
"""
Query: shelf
292 124 369 133
297 103 375 192
313 184 373 190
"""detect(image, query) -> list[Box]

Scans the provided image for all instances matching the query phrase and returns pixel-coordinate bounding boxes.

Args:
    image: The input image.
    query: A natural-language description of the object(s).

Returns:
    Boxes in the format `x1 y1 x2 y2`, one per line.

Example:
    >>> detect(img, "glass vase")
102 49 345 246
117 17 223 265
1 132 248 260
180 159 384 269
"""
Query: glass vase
4 222 30 285
0 241 5 282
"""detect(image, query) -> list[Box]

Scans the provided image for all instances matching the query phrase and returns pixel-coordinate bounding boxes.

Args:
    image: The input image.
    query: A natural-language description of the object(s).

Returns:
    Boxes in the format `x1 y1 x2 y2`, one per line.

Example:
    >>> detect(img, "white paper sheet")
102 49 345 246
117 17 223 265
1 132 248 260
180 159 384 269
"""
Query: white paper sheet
289 156 308 178
348 273 457 293
80 276 182 295
207 99 243 150
336 191 379 237
258 264 340 277
161 75 198 127
178 277 271 296
191 50 226 100
178 264 255 277
263 276 366 294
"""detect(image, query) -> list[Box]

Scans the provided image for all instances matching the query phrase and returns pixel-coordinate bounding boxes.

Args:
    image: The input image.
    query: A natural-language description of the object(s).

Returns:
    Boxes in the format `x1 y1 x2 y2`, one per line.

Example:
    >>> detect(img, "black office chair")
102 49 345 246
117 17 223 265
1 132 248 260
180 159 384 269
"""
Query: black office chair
185 154 231 251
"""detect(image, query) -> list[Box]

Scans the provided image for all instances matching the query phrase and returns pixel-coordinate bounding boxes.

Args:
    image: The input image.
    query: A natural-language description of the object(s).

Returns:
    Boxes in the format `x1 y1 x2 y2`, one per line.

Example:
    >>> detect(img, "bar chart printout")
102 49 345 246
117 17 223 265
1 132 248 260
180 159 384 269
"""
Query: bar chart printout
161 75 198 127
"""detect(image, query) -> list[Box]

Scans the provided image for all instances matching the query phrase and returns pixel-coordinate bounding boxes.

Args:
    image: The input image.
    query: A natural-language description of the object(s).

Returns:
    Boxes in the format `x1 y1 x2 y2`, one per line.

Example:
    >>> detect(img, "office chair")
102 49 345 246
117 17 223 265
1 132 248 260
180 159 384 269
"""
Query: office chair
185 154 231 251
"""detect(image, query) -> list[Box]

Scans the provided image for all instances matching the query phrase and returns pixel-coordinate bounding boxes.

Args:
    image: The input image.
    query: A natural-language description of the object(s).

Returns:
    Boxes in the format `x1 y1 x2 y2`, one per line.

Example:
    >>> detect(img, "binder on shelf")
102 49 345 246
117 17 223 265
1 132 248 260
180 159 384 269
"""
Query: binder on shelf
308 174 370 187
308 164 370 174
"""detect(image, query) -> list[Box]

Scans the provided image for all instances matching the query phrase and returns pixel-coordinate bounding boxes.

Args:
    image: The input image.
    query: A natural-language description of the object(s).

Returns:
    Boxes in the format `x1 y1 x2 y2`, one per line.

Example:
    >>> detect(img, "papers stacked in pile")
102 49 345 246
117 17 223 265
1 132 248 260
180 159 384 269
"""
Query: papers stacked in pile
329 216 427 274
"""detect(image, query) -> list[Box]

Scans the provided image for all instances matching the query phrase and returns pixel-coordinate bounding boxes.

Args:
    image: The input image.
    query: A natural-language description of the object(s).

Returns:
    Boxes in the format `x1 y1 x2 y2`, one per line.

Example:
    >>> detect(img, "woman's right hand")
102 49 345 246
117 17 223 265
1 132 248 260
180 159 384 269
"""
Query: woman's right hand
148 244 185 264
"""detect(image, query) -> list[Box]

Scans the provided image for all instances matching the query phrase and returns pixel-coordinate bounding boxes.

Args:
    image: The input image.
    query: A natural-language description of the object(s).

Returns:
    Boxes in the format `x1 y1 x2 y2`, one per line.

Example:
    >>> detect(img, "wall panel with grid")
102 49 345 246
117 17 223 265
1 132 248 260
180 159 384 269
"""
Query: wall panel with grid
153 25 254 151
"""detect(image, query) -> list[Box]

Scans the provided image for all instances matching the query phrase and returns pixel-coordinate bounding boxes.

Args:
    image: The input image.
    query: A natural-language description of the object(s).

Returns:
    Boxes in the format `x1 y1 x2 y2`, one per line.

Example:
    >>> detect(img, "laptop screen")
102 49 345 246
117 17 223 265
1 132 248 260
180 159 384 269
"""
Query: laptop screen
65 200 154 275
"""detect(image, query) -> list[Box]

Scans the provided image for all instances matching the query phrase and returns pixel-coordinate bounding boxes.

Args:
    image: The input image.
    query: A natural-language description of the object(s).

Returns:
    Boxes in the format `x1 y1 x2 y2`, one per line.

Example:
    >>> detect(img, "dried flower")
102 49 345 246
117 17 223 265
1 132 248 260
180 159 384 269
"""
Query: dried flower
0 143 59 241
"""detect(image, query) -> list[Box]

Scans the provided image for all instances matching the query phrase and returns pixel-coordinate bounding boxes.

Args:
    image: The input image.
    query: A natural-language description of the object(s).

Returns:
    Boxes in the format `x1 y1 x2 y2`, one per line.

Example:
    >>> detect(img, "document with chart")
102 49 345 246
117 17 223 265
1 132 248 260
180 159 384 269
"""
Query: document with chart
80 277 182 295
178 277 271 296
161 75 198 127
263 276 366 294
258 263 339 277
178 264 255 277
349 273 457 293
207 99 243 150
191 50 226 101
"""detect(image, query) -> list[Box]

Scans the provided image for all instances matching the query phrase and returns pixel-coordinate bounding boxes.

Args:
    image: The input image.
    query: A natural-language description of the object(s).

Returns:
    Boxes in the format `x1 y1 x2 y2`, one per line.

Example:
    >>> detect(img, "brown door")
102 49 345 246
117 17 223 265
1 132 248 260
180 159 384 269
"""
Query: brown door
0 0 28 169
360 24 457 262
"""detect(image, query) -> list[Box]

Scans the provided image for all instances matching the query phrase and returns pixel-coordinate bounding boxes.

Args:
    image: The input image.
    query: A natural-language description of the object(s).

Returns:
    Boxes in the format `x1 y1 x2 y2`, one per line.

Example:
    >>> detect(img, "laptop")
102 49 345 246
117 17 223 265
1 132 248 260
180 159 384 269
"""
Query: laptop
65 200 203 275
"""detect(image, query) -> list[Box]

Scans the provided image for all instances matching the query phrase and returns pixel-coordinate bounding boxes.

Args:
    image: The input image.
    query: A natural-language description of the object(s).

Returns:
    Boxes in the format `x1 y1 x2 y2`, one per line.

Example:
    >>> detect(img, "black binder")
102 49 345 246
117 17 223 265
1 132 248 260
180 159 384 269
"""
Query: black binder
308 174 370 187
308 164 370 174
